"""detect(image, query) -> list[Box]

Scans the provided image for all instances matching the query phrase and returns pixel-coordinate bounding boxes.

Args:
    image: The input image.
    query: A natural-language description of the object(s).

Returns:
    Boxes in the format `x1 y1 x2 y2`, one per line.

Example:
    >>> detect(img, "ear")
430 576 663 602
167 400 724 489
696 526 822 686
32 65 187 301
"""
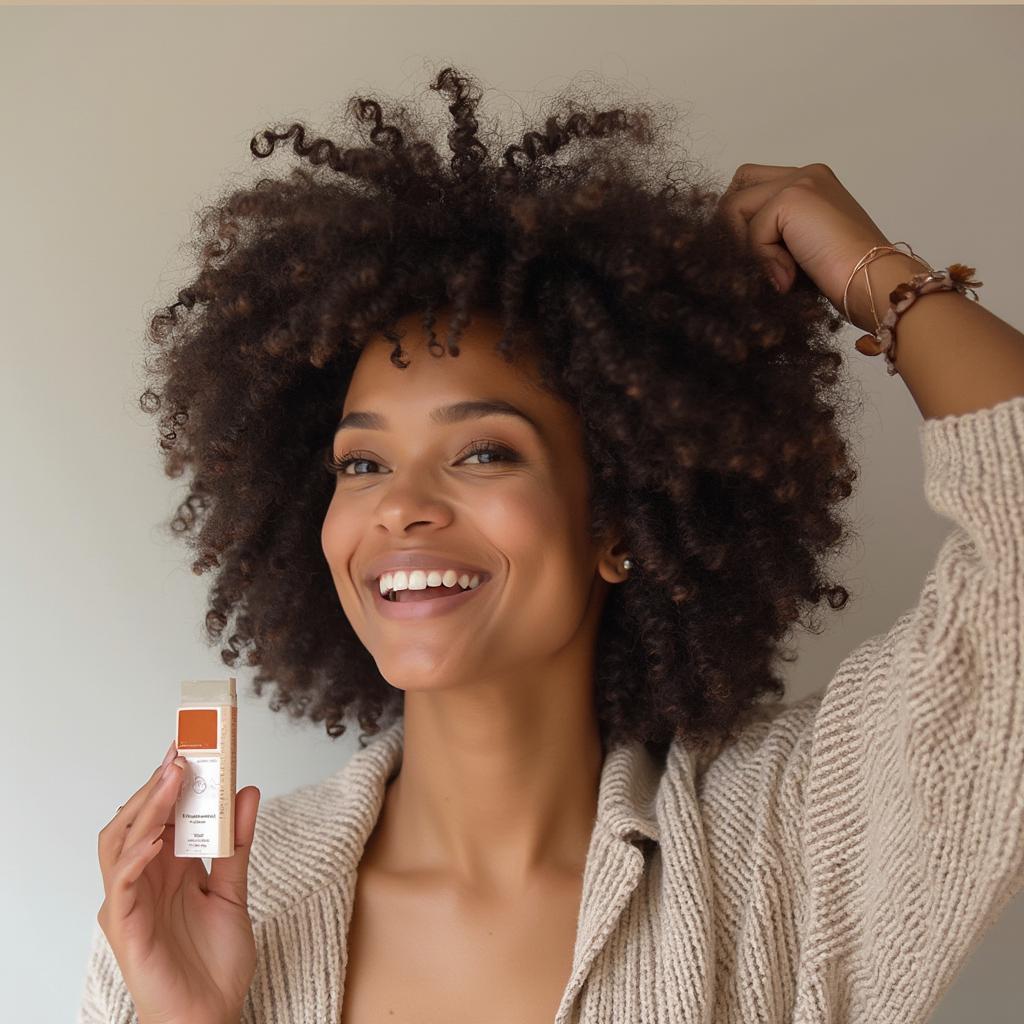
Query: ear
597 533 632 586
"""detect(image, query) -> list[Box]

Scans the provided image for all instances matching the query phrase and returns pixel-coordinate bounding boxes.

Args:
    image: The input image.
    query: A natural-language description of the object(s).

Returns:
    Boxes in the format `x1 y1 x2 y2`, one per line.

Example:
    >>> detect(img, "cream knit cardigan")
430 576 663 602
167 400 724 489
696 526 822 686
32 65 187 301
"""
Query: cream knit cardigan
78 394 1024 1024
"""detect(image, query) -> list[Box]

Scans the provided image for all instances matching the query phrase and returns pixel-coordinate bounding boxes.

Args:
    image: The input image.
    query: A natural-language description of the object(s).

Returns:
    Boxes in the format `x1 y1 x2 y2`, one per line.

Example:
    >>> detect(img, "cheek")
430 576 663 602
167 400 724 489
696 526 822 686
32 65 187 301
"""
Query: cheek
320 496 359 574
481 484 590 601
475 484 559 544
471 477 589 587
487 470 590 550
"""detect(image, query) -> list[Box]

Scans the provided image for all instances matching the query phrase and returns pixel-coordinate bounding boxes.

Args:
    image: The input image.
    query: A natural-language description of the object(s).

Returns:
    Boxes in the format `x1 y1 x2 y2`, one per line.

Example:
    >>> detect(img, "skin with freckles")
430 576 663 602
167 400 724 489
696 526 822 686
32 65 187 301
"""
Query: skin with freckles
319 306 632 1022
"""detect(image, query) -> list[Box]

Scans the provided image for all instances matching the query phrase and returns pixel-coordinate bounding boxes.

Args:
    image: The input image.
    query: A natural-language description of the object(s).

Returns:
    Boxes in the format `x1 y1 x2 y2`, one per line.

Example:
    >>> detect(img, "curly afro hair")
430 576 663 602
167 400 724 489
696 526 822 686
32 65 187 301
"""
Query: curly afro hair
139 65 863 765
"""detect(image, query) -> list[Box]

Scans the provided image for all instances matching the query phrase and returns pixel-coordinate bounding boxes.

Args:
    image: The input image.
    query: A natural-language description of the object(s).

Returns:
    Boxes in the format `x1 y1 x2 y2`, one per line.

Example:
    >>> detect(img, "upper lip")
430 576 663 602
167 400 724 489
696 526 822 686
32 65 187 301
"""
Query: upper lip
363 551 492 585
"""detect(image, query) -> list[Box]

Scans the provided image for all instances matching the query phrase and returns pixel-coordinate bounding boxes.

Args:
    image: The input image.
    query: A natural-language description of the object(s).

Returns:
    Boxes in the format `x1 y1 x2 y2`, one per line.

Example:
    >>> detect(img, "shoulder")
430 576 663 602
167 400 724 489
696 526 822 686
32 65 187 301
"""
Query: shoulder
668 692 824 809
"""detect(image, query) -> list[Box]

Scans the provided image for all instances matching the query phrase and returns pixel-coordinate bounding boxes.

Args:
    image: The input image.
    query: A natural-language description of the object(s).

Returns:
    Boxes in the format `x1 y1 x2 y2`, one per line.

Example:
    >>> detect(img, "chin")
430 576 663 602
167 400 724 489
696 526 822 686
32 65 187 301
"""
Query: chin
374 654 470 689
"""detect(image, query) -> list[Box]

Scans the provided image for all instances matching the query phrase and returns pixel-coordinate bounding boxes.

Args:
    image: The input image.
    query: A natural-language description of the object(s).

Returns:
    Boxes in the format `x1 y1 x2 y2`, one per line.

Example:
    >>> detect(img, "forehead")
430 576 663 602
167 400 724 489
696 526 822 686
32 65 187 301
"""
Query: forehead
345 308 552 410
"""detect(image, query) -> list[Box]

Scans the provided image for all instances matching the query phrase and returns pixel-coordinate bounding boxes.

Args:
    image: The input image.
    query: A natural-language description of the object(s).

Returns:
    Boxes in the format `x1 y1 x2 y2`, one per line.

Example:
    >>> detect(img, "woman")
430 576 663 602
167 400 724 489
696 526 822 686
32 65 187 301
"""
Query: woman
82 67 1024 1024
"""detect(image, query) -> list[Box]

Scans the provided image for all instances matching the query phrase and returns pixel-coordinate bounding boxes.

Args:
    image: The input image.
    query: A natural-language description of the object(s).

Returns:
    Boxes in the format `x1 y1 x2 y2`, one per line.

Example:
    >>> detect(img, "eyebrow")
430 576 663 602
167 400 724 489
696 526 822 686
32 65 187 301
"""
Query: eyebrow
334 399 545 440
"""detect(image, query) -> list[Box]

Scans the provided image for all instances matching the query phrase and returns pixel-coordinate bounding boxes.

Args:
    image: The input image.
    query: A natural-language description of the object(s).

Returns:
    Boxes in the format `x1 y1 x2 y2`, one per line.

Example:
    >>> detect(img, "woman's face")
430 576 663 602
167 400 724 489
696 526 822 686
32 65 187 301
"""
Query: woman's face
320 308 623 695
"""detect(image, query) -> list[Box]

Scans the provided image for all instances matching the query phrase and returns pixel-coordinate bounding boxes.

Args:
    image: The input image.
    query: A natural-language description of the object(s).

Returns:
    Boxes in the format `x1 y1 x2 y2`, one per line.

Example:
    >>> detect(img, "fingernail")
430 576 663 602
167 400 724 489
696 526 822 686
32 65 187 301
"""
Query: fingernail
162 755 186 781
161 740 177 769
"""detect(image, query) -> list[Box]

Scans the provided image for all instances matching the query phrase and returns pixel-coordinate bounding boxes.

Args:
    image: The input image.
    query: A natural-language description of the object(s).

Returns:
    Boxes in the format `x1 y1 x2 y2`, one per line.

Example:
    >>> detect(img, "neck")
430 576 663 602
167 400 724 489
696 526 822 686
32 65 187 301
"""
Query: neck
365 666 605 896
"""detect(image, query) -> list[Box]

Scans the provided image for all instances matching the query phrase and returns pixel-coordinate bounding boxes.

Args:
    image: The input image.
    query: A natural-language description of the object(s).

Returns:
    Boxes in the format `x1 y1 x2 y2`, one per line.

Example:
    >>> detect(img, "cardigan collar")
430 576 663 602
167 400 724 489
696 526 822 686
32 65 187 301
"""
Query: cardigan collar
250 713 669 923
340 714 664 848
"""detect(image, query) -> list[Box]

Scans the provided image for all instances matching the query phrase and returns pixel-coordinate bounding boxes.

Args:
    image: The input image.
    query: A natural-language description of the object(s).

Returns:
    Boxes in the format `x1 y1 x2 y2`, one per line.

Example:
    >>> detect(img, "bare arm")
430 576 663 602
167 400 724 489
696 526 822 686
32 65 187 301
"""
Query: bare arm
849 253 1024 420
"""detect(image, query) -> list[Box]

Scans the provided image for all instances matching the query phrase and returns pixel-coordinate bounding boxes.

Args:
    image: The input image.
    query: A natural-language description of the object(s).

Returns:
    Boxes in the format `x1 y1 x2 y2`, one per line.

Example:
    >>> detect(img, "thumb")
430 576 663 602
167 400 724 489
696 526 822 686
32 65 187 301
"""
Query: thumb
207 786 260 909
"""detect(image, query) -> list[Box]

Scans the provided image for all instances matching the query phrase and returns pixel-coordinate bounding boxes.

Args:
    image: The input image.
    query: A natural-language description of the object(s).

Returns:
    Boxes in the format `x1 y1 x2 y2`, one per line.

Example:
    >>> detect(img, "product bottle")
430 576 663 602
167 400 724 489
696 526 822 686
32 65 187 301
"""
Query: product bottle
174 678 237 858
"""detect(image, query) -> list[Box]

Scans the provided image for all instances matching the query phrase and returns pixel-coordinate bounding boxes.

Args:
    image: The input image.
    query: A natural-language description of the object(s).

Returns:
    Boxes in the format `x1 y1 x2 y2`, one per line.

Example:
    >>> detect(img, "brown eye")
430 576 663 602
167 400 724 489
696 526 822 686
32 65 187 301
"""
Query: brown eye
459 441 519 465
324 440 520 477
323 449 379 476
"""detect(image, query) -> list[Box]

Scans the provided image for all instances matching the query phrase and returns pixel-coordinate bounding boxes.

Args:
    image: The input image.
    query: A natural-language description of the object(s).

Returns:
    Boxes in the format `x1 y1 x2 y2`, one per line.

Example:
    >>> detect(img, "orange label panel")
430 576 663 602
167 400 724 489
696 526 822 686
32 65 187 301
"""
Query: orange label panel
177 707 219 750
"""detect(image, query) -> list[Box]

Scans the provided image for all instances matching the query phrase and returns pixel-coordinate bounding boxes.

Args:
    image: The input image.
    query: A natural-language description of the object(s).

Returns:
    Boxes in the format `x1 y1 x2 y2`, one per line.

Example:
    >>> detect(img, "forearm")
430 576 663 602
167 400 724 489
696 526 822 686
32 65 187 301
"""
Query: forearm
849 253 1024 420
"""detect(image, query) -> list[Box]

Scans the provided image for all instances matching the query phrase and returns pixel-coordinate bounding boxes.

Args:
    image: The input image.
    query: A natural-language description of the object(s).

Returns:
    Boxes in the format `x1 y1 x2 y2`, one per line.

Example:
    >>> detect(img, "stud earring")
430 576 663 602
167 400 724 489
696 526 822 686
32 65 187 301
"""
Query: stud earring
622 558 633 571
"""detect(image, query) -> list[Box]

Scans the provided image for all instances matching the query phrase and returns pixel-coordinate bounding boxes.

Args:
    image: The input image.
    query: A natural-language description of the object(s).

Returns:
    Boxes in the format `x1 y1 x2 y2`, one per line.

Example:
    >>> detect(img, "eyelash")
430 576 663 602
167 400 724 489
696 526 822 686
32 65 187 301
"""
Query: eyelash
323 440 520 477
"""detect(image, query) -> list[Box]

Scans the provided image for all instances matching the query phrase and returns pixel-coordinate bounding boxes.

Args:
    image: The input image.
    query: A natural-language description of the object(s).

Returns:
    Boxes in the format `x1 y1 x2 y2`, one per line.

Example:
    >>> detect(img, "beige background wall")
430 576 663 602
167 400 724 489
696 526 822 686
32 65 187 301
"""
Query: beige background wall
1 4 1020 1020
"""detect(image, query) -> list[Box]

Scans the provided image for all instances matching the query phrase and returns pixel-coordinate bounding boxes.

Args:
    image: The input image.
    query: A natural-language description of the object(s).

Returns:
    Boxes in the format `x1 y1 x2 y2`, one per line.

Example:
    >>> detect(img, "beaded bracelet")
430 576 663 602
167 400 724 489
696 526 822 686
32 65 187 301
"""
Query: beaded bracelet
842 242 984 375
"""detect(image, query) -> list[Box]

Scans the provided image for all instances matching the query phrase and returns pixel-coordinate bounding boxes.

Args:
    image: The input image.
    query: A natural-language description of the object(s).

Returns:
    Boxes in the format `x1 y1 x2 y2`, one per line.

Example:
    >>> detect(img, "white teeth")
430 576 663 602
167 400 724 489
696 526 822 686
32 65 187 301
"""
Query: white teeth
377 569 484 598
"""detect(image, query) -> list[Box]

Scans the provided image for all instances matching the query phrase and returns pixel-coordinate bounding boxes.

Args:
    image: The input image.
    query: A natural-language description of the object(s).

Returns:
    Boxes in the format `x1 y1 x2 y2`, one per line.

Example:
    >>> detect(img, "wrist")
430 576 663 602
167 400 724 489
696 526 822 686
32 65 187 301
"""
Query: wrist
845 252 931 335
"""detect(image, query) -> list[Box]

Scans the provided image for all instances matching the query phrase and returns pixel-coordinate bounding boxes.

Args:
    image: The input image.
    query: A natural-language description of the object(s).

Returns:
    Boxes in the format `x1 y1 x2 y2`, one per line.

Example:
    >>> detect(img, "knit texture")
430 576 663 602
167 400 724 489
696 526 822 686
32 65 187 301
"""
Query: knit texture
77 393 1024 1024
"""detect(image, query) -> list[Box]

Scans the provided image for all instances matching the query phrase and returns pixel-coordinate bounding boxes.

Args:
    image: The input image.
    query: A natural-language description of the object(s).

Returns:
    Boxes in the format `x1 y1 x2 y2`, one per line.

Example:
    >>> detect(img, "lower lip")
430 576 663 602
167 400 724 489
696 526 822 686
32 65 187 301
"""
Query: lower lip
370 578 491 619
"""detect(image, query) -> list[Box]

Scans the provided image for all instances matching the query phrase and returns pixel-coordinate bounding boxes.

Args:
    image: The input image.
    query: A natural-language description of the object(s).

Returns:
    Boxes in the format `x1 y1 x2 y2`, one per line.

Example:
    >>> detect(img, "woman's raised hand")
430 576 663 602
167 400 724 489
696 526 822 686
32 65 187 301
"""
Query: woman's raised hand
713 161 895 353
95 740 261 1024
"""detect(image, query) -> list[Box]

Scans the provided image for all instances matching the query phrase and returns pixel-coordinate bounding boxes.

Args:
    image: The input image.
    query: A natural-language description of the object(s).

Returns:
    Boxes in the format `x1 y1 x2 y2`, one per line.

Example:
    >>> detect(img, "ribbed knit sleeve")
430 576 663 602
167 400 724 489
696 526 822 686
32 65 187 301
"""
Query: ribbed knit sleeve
792 394 1024 1019
76 922 139 1024
691 394 1024 1024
